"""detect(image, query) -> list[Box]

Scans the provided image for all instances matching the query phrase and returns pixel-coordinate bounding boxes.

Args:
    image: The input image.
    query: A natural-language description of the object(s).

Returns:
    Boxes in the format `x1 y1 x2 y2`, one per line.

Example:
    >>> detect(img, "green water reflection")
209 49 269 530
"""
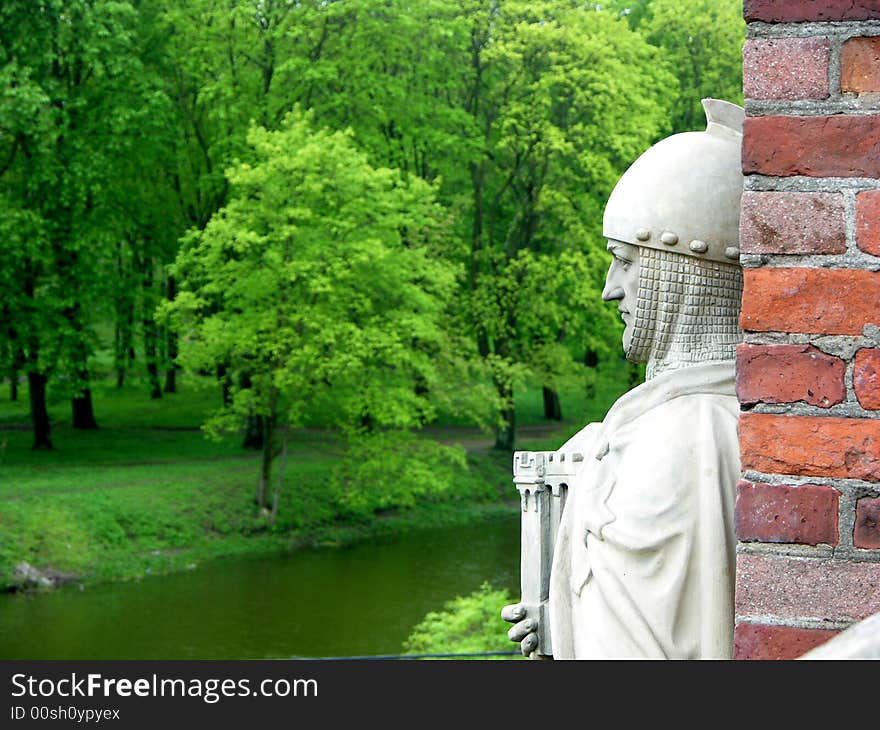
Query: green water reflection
0 516 520 659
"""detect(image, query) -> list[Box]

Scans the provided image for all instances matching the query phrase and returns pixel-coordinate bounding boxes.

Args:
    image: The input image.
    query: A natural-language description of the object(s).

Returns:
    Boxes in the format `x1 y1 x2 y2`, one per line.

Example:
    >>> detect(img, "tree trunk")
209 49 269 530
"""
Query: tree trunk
70 330 98 428
494 378 516 451
542 386 562 421
115 304 135 388
137 250 162 399
72 384 99 429
584 347 598 400
256 415 275 510
271 424 288 525
217 363 231 407
240 372 263 449
243 413 264 450
9 371 17 401
115 321 125 388
143 319 162 400
28 371 52 450
163 276 178 393
163 360 177 394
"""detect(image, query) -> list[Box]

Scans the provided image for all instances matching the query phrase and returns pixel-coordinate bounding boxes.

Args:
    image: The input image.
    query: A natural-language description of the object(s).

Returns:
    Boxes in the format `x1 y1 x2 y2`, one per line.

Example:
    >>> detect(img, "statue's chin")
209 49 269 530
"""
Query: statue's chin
622 329 635 361
622 331 646 365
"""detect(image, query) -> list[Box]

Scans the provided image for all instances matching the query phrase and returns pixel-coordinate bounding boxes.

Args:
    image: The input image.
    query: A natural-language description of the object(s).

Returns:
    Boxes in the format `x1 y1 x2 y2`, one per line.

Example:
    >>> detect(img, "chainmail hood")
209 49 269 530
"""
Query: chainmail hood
626 247 743 380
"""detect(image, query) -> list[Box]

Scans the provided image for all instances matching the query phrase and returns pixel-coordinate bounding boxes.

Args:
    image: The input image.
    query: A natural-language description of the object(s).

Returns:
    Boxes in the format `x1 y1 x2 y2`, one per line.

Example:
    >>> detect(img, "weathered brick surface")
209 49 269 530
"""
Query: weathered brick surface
856 190 880 256
736 344 846 407
854 349 880 410
741 268 880 335
842 37 880 93
738 8 880 663
744 38 830 100
736 481 839 545
744 0 880 22
736 553 880 621
740 192 846 255
854 496 880 548
733 622 838 660
742 116 880 178
740 413 880 481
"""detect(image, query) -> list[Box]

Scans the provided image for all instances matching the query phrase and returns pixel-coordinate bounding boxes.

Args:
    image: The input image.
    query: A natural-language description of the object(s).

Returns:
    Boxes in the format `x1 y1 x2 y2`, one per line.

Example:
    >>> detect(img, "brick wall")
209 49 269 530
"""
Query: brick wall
736 0 880 660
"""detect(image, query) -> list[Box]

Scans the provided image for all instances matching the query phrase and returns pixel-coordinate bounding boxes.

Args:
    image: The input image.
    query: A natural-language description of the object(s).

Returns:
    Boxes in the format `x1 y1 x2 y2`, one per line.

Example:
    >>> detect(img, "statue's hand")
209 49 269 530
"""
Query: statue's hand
501 603 539 657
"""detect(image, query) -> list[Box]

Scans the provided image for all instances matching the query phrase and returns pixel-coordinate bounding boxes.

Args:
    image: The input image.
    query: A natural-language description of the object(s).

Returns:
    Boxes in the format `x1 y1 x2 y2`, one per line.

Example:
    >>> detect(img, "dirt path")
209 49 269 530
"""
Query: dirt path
423 422 569 452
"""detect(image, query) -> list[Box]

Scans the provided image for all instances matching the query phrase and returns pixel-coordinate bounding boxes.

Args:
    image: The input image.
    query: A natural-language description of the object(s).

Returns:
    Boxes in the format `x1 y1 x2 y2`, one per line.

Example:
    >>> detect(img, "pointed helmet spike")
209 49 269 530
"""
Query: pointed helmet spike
702 97 745 137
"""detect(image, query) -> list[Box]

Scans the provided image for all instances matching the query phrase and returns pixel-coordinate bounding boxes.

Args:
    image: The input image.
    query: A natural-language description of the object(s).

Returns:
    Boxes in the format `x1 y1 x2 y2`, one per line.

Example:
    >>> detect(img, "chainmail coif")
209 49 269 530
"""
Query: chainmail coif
627 247 743 380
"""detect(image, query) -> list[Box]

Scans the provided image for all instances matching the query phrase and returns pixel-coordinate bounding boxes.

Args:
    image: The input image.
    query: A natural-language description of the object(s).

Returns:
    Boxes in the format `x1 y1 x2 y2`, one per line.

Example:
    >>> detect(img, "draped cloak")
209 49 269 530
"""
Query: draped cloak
548 361 740 659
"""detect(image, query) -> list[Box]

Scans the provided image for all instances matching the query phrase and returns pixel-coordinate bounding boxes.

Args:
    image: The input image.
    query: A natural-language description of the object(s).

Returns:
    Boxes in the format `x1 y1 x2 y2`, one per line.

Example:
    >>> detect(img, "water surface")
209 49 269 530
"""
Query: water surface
0 517 519 659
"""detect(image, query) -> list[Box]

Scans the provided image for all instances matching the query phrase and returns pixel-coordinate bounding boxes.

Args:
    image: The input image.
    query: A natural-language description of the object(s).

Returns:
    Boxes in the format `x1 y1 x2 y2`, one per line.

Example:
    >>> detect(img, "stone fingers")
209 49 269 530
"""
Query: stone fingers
500 603 525 623
506 618 536 642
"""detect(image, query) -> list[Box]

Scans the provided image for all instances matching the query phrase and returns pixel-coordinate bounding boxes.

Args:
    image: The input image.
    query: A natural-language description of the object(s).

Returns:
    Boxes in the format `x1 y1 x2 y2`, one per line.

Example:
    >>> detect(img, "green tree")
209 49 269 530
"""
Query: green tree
161 110 475 515
640 0 745 132
458 1 674 448
0 0 168 446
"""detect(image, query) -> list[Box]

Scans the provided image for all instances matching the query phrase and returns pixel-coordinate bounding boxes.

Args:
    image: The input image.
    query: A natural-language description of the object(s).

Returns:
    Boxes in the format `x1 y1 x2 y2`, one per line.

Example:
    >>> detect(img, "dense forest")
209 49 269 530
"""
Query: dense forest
0 0 744 522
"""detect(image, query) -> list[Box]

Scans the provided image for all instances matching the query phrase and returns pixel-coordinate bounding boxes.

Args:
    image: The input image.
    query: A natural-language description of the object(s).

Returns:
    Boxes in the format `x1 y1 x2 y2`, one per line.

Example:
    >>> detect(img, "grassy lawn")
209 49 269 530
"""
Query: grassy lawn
0 361 631 590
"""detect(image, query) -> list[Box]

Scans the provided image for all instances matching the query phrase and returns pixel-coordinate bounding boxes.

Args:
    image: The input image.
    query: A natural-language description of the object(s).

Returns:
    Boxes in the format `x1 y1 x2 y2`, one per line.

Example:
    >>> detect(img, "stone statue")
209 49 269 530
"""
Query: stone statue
503 99 745 659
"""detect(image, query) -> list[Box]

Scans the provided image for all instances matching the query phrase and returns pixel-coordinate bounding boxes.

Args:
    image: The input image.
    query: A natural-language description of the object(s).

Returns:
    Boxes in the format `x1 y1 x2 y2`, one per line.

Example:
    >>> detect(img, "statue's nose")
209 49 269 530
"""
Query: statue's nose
602 281 624 302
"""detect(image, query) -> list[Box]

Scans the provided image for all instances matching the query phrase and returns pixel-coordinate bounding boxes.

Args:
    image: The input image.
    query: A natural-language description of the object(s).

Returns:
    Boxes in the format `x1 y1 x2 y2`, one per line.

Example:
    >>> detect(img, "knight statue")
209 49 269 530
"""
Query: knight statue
503 98 745 659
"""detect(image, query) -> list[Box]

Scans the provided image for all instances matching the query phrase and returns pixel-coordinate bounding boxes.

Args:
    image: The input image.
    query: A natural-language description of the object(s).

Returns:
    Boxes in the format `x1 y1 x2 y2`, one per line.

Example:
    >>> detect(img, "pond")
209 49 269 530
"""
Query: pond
0 515 520 659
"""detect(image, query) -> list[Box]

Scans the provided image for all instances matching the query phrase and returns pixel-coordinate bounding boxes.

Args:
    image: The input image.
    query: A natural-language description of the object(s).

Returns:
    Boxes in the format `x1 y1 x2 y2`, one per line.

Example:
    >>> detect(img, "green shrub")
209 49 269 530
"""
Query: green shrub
402 582 519 657
331 431 476 519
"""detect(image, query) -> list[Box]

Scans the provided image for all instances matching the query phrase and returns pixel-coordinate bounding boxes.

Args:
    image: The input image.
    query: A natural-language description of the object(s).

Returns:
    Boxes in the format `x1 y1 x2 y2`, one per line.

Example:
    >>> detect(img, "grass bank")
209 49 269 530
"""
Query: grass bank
0 363 631 591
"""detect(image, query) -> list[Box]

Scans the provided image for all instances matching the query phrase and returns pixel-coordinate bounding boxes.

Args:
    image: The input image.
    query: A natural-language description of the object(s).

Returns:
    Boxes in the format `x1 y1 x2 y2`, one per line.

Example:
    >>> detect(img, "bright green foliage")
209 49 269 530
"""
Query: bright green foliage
331 432 483 519
641 0 746 132
459 2 675 447
161 110 473 511
402 582 519 657
0 0 747 486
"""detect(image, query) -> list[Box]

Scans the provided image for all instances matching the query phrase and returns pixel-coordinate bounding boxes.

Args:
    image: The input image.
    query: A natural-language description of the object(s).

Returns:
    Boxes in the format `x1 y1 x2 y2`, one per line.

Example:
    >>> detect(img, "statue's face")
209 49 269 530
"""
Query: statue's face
602 240 640 353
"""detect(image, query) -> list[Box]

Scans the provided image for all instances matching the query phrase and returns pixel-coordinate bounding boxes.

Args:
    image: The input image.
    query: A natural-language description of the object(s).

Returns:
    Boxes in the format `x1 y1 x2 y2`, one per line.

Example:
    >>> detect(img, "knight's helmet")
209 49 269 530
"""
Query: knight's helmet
602 98 745 377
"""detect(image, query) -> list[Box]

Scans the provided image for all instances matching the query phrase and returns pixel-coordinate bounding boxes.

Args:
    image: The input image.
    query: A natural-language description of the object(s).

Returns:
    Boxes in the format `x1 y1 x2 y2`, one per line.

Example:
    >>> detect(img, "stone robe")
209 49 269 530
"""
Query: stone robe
548 361 740 659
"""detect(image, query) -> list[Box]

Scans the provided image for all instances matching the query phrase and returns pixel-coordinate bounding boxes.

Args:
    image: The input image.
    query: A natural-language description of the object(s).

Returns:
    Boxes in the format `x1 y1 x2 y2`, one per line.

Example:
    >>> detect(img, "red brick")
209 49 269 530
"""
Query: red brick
740 191 846 255
856 190 880 256
854 496 880 548
733 622 838 660
736 344 846 407
854 349 880 410
736 481 840 545
740 412 880 481
744 38 830 100
741 268 880 335
744 0 880 22
736 553 880 621
742 116 880 178
842 37 880 93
